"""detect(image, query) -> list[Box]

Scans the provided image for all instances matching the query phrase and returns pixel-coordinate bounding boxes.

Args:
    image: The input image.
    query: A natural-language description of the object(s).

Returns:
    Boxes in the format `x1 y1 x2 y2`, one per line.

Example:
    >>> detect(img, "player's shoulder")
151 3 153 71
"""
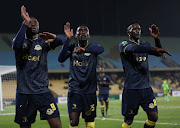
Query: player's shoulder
120 40 130 47
140 41 151 46
105 74 111 78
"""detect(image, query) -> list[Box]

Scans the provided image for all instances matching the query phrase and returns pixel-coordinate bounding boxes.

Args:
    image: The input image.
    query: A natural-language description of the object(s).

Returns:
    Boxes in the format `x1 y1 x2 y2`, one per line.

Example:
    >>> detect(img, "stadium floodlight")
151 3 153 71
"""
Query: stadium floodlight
0 65 16 115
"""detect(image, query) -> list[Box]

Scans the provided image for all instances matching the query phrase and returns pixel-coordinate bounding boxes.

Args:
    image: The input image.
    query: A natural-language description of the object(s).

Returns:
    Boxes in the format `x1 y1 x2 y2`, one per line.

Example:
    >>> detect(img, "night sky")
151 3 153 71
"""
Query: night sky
0 0 180 36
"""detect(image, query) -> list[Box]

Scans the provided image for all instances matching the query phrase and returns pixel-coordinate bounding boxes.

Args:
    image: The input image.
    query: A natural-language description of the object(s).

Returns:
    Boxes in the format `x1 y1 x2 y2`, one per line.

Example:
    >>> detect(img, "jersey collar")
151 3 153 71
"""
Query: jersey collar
129 39 140 45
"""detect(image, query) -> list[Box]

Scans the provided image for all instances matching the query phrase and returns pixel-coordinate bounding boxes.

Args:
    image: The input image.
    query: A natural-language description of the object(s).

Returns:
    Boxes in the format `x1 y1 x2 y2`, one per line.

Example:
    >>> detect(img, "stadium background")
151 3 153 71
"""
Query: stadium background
0 0 180 128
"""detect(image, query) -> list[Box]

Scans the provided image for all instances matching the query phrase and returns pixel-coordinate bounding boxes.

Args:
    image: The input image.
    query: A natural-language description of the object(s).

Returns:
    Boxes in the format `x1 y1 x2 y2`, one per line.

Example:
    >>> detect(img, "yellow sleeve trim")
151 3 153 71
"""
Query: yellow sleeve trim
123 44 132 54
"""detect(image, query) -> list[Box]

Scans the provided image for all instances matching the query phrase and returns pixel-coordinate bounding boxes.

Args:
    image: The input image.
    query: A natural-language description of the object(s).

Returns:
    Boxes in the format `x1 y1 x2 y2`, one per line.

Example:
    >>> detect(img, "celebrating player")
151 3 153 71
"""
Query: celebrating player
119 22 171 128
12 5 68 128
58 23 104 128
97 66 113 120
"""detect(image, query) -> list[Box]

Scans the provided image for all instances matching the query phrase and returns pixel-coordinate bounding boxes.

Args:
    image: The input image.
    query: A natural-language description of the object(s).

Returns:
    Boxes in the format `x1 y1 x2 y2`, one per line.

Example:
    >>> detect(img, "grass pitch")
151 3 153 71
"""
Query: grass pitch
0 96 180 128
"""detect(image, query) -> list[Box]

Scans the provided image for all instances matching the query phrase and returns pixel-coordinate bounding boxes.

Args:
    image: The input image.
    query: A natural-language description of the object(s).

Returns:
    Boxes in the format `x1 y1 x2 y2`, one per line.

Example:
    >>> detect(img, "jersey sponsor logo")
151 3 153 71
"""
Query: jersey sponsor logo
73 60 88 66
34 44 42 51
22 54 40 61
122 41 128 46
103 78 107 80
84 53 91 56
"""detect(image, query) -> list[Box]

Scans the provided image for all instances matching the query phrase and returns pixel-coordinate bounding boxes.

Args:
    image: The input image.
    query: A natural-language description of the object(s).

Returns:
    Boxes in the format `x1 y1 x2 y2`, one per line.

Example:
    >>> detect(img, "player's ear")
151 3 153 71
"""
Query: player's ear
88 33 90 38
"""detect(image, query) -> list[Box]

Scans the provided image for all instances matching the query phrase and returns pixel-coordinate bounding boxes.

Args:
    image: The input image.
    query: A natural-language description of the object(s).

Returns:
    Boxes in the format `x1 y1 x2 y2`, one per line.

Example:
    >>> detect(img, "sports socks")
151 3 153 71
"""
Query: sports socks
101 105 105 117
144 120 156 128
122 122 132 128
85 121 95 128
69 125 79 128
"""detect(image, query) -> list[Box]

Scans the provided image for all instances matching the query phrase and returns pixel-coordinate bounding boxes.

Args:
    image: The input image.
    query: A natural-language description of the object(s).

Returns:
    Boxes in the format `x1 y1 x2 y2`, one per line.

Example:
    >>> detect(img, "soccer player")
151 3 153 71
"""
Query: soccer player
162 79 170 101
58 23 104 128
119 22 171 128
97 66 113 120
12 5 68 128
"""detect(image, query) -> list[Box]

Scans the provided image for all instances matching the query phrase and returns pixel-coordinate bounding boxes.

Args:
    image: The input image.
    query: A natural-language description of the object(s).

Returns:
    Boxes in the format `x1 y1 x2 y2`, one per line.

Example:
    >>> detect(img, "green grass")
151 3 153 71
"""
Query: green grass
0 96 180 128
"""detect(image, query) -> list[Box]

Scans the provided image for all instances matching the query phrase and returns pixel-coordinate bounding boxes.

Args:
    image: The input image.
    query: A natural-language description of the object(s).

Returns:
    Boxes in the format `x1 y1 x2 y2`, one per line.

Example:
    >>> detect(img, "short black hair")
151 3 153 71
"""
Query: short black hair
127 21 139 32
127 21 138 28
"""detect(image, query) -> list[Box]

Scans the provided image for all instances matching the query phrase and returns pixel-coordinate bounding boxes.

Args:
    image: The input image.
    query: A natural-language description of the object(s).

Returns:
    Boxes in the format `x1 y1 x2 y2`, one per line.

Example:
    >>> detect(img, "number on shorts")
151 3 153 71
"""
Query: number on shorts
153 99 157 106
50 103 56 111
90 104 95 111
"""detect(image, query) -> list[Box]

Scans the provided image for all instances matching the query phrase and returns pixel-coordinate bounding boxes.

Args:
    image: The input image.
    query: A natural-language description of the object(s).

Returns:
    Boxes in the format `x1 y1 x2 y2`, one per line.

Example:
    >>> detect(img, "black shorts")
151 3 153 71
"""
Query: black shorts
14 91 60 125
98 94 109 102
122 87 158 118
68 92 97 119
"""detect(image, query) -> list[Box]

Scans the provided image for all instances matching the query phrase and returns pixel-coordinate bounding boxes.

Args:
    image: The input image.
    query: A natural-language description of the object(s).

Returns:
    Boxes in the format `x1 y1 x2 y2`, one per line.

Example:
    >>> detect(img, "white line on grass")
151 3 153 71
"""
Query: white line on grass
1 113 179 126
59 115 180 126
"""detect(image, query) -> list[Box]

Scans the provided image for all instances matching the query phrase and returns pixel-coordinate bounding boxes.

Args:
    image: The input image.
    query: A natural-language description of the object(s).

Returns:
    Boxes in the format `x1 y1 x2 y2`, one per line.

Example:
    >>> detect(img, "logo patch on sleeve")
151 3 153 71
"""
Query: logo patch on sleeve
122 41 128 46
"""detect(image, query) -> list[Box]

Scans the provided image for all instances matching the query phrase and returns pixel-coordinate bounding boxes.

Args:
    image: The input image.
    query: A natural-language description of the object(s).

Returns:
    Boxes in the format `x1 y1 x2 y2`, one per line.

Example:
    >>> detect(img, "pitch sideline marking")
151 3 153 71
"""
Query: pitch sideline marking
0 113 179 126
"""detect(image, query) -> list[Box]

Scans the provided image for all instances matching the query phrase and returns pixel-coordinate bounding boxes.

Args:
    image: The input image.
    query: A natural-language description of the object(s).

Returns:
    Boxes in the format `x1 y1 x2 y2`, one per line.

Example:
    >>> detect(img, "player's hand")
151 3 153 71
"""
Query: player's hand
149 24 159 39
38 32 57 43
73 47 85 55
21 5 30 26
64 22 73 39
152 47 172 58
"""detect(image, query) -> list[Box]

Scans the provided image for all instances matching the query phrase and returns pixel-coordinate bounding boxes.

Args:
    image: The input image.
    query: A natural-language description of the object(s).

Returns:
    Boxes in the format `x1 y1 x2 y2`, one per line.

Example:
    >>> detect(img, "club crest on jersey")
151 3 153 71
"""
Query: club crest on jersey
34 44 42 51
84 53 91 56
122 41 128 46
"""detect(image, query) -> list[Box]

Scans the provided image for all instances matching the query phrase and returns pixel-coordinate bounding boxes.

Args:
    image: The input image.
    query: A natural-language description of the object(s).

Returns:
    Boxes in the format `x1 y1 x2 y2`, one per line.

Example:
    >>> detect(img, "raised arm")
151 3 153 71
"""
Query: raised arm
120 42 171 58
149 24 162 48
39 22 73 50
85 43 104 54
12 5 30 50
39 32 66 49
58 38 72 62
58 22 74 62
74 43 104 55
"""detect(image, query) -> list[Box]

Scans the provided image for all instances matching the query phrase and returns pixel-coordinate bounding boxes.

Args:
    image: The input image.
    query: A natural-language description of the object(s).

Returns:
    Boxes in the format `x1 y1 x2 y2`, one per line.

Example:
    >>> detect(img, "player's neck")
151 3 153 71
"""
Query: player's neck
100 73 104 77
78 40 88 47
26 34 38 40
129 37 140 43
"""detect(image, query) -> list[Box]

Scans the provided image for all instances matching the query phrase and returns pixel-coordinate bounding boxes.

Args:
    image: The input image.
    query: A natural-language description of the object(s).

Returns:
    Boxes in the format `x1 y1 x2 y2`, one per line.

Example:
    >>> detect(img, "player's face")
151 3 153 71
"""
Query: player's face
27 17 39 34
99 67 104 73
128 23 141 40
76 26 90 40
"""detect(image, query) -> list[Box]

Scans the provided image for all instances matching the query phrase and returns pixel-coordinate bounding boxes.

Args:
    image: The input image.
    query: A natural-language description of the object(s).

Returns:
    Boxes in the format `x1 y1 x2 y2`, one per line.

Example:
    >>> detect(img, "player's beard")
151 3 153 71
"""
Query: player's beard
26 28 39 37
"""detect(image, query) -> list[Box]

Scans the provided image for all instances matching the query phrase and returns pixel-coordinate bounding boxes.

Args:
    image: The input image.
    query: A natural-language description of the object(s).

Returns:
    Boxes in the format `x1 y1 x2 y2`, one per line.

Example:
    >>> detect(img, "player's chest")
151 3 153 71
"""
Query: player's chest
133 53 148 62
99 77 107 81
72 52 94 61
